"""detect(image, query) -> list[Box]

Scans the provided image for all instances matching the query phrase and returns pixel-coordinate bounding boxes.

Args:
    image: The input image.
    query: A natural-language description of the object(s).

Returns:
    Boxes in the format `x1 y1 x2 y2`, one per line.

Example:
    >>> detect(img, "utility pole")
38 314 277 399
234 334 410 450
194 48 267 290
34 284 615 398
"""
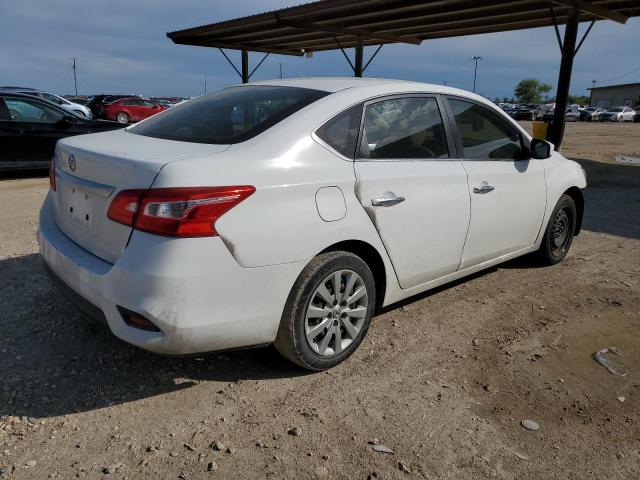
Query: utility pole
204 73 207 94
471 56 482 93
279 62 283 79
72 57 78 96
591 79 596 89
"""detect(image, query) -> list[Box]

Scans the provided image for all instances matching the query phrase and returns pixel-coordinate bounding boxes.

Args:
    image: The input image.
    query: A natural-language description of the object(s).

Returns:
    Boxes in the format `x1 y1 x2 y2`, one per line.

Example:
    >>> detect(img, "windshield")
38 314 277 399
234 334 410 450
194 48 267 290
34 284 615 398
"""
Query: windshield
607 107 623 112
130 85 329 144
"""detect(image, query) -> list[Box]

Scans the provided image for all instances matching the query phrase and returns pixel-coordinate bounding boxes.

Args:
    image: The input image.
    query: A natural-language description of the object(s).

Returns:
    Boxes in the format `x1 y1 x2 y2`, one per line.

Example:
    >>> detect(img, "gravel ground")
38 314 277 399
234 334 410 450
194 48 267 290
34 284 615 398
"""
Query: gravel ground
1 124 639 479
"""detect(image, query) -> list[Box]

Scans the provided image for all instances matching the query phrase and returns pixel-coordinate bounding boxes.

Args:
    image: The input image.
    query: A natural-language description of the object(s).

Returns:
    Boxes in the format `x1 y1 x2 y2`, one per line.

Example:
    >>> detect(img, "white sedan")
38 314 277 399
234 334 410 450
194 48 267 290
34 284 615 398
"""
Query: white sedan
601 106 636 122
38 78 586 370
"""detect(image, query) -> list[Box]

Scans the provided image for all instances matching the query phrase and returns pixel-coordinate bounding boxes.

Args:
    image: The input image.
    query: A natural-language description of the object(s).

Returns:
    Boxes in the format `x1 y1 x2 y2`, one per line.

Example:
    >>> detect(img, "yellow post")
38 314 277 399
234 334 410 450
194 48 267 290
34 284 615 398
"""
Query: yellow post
532 121 549 140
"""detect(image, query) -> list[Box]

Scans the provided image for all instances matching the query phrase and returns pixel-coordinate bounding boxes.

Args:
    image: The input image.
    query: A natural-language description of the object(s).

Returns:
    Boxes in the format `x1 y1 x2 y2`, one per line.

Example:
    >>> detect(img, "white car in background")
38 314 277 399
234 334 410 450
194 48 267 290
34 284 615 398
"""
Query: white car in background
601 106 636 122
15 89 93 118
38 78 586 370
42 92 93 118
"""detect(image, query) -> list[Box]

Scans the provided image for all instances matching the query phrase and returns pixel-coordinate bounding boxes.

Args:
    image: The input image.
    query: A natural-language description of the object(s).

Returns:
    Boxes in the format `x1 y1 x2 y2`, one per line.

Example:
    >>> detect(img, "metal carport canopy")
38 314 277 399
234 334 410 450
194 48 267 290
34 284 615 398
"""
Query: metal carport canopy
167 0 640 148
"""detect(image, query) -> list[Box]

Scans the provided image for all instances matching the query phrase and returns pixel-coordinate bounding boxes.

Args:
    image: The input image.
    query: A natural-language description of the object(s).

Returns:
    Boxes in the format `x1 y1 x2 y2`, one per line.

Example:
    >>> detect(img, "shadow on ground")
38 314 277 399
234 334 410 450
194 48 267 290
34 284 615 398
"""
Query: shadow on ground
575 158 640 240
0 254 308 420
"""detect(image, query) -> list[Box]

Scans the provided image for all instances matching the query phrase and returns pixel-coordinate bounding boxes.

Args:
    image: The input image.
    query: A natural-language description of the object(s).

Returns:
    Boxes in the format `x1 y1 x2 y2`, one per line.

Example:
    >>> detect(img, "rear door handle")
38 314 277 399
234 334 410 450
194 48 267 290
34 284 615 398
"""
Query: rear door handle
371 191 405 207
473 182 495 194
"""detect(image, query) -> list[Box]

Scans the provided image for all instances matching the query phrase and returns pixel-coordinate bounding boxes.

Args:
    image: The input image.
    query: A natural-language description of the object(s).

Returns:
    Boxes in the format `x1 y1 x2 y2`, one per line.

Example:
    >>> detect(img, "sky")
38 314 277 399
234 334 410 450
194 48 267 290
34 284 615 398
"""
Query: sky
1 0 639 100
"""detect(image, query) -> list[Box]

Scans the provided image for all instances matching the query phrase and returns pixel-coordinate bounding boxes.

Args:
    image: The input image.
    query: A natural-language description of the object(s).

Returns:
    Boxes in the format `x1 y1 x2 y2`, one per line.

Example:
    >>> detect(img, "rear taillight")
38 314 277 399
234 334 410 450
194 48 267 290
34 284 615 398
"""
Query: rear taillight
49 158 56 191
107 186 255 237
107 189 143 226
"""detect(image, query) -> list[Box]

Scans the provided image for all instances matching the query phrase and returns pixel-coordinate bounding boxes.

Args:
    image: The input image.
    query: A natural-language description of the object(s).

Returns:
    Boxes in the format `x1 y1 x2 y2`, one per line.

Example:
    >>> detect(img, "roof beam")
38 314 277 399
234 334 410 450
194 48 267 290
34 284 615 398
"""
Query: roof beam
552 0 629 23
169 36 304 56
275 16 422 46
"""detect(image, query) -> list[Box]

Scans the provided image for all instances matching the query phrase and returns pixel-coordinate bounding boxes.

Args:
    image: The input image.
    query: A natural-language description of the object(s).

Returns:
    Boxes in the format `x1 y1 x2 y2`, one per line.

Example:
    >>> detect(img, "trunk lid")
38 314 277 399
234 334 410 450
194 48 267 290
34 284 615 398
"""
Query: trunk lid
52 129 229 263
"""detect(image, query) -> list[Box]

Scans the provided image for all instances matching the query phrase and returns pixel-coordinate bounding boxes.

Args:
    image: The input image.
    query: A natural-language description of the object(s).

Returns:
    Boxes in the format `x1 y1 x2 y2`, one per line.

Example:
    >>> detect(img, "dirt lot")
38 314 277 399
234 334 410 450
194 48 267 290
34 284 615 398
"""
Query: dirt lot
1 123 639 479
520 120 640 165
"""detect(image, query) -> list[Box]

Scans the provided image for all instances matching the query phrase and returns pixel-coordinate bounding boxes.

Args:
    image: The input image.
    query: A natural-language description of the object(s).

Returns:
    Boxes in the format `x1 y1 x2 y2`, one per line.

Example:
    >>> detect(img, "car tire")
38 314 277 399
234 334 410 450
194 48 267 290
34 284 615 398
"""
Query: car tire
274 251 376 371
535 194 577 265
116 112 130 124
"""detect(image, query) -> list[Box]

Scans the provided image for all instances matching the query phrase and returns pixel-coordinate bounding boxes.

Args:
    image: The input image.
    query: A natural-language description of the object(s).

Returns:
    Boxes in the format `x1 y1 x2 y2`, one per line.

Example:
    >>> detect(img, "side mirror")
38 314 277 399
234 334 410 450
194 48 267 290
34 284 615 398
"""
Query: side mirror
530 138 552 159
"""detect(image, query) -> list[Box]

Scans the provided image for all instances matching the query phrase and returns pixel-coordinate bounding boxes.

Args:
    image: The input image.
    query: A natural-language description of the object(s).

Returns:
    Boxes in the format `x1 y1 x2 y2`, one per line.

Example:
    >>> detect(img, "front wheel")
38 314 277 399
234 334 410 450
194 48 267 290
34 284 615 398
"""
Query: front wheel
535 194 577 265
274 251 376 371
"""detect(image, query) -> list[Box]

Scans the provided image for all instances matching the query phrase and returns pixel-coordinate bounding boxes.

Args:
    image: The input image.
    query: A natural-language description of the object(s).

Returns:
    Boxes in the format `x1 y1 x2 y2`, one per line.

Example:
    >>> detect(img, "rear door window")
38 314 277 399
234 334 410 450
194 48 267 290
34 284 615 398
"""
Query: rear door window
131 86 329 144
315 104 363 158
358 96 449 159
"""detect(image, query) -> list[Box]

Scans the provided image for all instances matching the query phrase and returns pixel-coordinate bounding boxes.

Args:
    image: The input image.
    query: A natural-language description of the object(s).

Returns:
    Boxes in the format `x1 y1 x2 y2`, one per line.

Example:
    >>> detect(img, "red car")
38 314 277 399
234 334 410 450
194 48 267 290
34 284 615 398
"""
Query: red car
103 98 168 124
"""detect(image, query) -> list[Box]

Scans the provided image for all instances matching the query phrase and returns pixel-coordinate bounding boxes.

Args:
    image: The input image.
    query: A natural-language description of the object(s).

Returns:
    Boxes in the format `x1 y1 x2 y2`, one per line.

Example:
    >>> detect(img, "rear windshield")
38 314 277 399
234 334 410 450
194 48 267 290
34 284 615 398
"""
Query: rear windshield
130 85 329 144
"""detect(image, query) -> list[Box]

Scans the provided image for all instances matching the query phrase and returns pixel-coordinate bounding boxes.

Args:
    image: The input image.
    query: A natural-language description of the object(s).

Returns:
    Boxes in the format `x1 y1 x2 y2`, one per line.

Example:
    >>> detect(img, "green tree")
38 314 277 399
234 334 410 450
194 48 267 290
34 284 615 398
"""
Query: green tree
514 79 553 104
567 94 590 105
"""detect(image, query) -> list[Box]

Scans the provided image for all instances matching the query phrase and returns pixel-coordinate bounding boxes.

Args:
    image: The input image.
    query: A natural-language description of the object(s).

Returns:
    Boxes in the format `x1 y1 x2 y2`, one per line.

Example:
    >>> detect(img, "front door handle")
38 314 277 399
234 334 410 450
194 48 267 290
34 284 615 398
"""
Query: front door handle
371 191 405 207
473 182 495 194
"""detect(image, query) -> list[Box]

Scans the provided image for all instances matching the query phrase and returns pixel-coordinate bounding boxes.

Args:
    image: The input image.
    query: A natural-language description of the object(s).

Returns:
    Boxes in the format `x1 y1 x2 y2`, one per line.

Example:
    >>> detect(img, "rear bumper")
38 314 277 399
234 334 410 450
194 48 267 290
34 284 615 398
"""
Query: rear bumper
37 192 305 355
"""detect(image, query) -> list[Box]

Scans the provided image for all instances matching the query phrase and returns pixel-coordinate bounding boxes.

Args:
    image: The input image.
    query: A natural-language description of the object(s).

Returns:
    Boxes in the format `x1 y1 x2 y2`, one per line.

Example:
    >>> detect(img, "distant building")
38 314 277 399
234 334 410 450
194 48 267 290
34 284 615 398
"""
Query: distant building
588 82 640 108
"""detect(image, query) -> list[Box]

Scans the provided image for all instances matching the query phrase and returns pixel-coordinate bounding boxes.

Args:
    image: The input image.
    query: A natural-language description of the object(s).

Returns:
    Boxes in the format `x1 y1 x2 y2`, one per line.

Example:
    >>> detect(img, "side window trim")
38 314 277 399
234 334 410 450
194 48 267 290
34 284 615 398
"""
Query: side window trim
354 93 455 162
444 95 531 161
312 102 364 160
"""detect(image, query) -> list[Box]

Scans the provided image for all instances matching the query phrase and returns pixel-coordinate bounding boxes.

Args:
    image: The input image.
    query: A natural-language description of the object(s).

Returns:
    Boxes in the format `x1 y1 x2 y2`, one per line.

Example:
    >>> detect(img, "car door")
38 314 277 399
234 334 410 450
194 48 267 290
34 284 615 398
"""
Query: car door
3 96 79 164
353 95 471 289
0 98 18 164
138 99 160 120
445 97 546 268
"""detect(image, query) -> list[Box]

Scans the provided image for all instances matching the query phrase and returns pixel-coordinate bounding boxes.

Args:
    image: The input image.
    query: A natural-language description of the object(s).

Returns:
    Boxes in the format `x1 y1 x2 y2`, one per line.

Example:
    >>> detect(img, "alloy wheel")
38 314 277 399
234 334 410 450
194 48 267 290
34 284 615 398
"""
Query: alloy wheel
304 269 369 357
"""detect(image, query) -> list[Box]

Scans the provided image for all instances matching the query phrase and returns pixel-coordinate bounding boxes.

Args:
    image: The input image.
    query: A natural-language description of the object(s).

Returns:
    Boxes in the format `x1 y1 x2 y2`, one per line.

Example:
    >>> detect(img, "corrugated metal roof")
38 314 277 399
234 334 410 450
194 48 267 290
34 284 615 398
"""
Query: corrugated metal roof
167 0 640 55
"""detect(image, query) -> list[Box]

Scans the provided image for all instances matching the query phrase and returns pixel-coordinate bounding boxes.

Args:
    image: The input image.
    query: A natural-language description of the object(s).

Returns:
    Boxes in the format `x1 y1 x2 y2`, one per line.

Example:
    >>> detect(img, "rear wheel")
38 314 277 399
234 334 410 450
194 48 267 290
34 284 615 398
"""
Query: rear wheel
274 251 376 371
116 112 130 124
535 194 577 265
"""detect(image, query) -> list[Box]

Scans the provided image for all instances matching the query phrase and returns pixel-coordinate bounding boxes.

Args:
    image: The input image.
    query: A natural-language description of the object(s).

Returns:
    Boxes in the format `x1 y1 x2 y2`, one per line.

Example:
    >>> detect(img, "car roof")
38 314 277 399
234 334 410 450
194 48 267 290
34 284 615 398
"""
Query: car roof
247 76 483 99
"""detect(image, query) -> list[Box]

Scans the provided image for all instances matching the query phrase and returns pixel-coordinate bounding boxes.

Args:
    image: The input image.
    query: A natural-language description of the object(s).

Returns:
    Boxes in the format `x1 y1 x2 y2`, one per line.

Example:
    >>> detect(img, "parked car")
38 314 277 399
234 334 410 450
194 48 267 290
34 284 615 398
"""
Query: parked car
0 87 93 119
102 97 168 124
0 92 122 170
64 96 91 106
600 106 636 122
86 94 139 119
542 106 580 122
580 106 605 121
38 78 586 370
523 104 546 120
634 107 640 123
513 106 536 121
